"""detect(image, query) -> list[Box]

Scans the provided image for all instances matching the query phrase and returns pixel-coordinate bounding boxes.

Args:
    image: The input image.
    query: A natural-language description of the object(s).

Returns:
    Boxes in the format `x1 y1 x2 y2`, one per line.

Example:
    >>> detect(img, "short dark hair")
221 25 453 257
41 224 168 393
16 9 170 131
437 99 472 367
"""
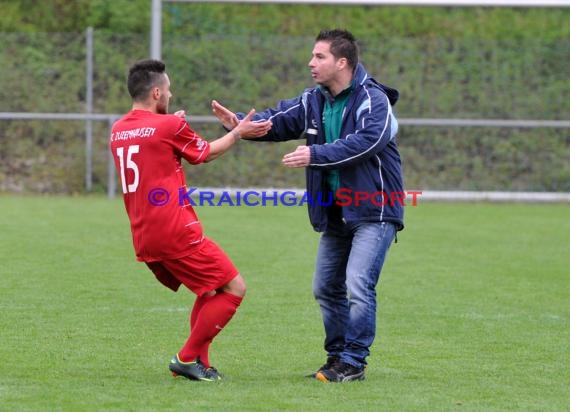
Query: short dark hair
127 59 167 101
315 29 359 69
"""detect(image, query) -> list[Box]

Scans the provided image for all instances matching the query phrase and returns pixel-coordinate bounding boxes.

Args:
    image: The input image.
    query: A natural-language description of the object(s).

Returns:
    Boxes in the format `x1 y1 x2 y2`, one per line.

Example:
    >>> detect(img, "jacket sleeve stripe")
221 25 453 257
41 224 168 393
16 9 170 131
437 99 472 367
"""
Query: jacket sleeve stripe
267 103 302 121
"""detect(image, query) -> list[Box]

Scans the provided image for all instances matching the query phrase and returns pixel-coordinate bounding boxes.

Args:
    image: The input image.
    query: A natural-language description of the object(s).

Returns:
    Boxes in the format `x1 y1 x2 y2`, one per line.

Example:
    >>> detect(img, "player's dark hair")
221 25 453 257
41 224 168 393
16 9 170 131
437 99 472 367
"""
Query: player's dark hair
127 59 167 101
315 29 359 69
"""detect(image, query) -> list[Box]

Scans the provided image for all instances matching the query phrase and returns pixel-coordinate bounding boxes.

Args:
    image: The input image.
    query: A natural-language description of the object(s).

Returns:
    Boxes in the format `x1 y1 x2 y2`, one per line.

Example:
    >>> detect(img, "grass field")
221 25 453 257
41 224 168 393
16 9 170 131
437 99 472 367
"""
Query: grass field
1 195 568 411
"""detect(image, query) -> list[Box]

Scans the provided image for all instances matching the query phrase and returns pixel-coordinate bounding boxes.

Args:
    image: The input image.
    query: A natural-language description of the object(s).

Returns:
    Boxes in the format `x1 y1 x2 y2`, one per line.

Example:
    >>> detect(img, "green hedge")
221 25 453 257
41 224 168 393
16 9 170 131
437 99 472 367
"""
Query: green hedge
0 5 568 193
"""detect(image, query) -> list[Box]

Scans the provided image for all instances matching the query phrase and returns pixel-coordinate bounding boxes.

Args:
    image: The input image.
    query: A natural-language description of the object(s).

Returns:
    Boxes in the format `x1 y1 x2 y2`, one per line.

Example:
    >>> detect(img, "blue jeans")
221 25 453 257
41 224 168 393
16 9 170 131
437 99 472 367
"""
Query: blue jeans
313 214 396 369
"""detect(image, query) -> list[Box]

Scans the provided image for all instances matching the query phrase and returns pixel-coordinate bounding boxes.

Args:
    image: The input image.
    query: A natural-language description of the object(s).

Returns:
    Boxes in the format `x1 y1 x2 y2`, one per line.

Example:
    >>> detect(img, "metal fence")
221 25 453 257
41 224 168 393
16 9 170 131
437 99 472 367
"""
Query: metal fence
2 111 568 201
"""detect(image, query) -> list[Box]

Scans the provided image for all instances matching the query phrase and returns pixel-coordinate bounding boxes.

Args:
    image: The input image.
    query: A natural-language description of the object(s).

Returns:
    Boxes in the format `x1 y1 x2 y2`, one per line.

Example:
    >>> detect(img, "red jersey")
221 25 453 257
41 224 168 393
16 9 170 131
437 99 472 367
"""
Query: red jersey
110 109 211 262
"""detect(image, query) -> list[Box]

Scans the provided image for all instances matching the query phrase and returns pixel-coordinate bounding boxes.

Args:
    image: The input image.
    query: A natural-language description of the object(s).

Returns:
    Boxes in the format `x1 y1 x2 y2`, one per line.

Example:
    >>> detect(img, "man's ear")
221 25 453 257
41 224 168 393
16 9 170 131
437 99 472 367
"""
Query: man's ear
337 57 348 71
152 87 161 100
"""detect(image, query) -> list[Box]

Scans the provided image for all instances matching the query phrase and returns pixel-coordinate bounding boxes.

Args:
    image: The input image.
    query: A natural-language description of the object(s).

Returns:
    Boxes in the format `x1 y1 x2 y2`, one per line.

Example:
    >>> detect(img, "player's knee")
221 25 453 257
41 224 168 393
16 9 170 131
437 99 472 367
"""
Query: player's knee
223 273 246 297
231 282 247 298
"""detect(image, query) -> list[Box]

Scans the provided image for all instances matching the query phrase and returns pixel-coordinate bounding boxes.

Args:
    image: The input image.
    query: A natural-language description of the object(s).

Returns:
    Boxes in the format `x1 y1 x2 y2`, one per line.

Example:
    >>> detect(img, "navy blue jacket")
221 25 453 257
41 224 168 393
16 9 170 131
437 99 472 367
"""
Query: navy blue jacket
244 63 404 232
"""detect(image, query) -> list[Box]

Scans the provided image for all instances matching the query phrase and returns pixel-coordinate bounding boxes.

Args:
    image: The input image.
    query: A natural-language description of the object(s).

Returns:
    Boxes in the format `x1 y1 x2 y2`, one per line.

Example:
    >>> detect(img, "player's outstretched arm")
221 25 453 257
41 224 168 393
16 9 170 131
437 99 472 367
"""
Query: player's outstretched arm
205 109 272 162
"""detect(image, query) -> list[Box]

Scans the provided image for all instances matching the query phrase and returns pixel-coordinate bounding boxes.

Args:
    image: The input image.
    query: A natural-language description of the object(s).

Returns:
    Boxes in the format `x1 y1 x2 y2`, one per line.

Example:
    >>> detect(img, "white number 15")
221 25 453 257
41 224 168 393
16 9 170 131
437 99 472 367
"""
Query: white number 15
116 145 140 194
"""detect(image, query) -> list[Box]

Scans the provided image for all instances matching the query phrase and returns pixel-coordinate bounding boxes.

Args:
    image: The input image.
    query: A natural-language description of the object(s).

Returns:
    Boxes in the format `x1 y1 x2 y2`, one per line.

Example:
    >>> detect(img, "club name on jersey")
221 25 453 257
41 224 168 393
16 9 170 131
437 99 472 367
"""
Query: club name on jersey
111 127 156 141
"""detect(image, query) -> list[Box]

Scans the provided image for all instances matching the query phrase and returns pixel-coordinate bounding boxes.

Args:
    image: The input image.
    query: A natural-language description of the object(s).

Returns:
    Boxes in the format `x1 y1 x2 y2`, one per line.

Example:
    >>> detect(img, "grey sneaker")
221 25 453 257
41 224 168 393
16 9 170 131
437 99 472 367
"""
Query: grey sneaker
315 361 365 383
306 356 341 379
169 355 221 382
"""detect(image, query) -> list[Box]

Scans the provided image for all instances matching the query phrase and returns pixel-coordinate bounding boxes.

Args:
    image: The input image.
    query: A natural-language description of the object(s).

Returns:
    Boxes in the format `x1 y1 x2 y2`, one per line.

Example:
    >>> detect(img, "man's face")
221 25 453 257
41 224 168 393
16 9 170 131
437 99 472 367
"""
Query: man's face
308 41 339 88
156 73 172 114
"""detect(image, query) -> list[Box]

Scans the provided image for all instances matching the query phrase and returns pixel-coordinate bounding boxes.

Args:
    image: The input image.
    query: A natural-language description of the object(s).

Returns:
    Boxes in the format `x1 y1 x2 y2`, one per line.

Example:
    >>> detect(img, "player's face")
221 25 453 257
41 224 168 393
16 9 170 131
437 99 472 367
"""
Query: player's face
308 41 340 88
156 73 172 115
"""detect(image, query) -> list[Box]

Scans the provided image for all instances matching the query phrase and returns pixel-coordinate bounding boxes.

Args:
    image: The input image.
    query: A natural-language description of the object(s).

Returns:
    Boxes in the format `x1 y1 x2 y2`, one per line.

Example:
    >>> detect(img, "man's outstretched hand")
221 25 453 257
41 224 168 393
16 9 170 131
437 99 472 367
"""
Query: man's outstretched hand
233 108 272 139
211 100 239 130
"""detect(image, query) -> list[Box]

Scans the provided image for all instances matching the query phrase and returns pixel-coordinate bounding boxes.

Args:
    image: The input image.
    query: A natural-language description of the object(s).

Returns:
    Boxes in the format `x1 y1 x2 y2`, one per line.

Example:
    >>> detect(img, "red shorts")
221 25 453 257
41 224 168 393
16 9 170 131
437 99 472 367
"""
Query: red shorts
145 237 239 296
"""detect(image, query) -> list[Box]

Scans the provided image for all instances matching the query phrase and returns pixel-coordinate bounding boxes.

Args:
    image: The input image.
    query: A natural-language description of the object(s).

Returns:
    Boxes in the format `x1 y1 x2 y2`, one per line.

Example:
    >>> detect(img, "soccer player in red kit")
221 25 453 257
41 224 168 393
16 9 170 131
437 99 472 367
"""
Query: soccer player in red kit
110 59 271 381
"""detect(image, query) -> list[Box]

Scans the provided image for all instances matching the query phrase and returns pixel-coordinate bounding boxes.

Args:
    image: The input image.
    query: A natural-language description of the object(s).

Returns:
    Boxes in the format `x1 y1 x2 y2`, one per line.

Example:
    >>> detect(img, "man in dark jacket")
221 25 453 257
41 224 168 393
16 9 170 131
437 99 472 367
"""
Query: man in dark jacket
212 29 404 383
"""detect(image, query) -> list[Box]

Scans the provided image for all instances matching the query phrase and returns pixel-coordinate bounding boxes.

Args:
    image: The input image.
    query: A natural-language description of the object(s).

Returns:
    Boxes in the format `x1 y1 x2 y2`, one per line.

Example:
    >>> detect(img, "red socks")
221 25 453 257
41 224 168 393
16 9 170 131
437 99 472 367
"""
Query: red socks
189 293 214 366
190 293 213 329
179 292 243 366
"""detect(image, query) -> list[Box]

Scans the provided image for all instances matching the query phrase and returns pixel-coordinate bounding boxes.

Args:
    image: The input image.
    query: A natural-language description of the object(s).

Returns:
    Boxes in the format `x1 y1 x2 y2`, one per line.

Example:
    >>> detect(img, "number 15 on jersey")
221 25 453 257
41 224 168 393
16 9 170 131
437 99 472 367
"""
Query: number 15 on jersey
116 145 140 194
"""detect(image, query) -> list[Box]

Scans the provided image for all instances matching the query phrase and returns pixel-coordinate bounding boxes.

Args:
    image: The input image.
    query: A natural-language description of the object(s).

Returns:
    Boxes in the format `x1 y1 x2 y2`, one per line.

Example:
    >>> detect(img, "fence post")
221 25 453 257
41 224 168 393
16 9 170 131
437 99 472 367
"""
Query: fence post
107 117 117 199
85 27 94 192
